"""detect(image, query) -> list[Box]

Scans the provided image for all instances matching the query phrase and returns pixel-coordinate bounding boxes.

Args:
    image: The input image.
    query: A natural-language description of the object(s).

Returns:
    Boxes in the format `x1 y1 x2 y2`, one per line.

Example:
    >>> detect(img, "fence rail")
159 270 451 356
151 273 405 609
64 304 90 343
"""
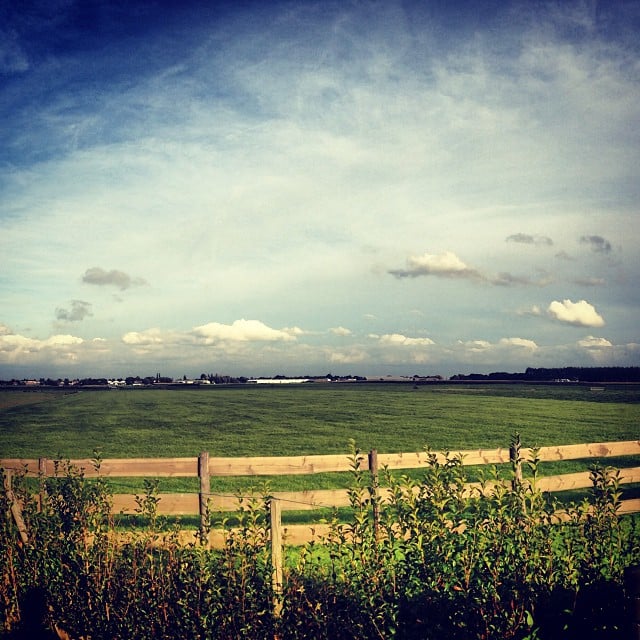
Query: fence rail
2 439 640 547
4 440 639 478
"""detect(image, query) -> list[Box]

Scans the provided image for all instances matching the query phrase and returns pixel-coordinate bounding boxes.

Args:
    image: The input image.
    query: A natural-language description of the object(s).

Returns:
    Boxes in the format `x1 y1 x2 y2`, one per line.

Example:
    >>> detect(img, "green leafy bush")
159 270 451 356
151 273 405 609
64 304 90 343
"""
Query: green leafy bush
1 440 639 639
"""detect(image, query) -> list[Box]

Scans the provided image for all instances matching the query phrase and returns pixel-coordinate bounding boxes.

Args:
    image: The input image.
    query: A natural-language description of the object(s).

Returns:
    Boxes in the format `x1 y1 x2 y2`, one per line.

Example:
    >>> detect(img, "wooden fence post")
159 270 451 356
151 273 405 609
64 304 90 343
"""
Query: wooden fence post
198 451 210 545
368 449 380 538
270 498 283 618
38 457 48 512
2 469 29 545
510 433 523 490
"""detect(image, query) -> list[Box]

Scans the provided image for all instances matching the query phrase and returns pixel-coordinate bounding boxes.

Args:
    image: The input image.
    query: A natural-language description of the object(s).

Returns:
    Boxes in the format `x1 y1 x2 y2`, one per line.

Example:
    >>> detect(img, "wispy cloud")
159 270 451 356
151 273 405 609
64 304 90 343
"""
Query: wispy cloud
573 277 605 287
506 233 553 246
491 272 553 287
389 252 553 287
580 235 612 254
55 300 92 322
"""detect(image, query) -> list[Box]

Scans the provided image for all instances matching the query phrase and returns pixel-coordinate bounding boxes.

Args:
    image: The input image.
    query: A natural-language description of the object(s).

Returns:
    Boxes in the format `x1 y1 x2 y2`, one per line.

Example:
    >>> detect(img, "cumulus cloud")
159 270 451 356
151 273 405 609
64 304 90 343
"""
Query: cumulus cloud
330 326 352 336
122 328 167 346
580 235 612 254
82 267 148 290
577 336 612 349
0 330 84 364
378 333 435 346
389 251 482 280
55 300 93 322
499 337 538 350
284 326 307 337
457 340 491 352
547 299 605 327
506 233 553 246
192 319 296 344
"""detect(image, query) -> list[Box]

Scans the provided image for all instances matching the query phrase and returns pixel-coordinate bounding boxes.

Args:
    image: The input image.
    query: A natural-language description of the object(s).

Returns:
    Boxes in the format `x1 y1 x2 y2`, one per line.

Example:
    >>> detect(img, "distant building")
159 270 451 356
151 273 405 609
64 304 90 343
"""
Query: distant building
248 378 311 384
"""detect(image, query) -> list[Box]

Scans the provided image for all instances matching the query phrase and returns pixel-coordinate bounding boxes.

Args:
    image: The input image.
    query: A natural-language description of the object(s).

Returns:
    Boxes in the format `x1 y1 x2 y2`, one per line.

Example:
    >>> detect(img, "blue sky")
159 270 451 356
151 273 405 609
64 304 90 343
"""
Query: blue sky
1 0 639 379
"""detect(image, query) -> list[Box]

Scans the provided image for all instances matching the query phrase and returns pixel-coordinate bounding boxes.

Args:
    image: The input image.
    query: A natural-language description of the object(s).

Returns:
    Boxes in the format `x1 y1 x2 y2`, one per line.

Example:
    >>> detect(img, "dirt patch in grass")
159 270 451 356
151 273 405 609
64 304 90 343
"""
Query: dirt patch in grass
0 390 62 411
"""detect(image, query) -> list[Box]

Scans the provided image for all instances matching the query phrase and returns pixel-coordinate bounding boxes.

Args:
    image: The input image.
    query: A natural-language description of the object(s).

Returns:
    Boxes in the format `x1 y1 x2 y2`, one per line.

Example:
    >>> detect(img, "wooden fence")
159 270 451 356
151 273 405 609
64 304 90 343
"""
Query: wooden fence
2 439 640 549
4 440 640 624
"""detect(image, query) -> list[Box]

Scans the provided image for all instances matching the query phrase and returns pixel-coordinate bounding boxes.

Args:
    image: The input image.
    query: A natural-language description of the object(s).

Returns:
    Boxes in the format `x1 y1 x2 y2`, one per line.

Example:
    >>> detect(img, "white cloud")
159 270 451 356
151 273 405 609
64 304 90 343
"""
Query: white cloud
389 251 482 280
499 337 538 350
191 319 296 344
284 326 307 337
330 326 352 336
547 299 605 328
122 328 167 346
577 336 612 349
43 335 84 348
378 333 435 347
458 340 492 353
0 330 84 365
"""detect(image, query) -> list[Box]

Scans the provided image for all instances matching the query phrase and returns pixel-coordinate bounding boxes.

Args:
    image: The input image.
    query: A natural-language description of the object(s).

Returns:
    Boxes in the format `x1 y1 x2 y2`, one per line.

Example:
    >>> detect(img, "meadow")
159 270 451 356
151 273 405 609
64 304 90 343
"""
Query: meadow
1 383 638 496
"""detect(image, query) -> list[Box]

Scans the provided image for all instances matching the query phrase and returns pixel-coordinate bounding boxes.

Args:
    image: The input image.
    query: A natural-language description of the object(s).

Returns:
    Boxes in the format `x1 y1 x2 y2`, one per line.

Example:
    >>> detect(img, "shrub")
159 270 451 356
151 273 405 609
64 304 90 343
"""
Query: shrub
1 440 639 639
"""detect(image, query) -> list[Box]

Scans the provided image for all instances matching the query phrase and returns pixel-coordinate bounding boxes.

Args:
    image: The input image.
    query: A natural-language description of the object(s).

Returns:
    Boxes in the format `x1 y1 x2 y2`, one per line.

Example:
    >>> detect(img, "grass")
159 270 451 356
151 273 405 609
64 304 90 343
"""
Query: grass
1 383 638 498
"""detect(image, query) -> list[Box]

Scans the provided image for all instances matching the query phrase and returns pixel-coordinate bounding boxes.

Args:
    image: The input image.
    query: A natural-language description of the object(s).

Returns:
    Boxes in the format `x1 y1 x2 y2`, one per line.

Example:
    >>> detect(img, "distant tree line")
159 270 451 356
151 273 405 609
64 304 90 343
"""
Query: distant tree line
2 366 640 387
451 367 640 382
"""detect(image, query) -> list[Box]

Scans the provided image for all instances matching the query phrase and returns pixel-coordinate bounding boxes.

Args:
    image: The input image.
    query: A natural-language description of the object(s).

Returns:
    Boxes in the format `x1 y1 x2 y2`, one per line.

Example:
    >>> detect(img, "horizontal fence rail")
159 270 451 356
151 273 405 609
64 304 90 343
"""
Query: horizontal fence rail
4 440 640 477
2 439 640 547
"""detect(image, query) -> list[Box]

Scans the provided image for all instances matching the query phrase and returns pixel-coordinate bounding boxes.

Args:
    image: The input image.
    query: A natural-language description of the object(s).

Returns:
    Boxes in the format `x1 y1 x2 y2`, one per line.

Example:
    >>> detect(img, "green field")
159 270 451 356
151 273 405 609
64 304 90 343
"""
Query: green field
1 383 639 496
1 383 639 456
1 383 638 460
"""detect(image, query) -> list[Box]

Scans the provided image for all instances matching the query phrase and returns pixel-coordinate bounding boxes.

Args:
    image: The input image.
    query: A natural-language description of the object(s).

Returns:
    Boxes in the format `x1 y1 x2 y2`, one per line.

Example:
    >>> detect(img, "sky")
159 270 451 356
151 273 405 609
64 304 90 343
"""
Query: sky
1 0 639 380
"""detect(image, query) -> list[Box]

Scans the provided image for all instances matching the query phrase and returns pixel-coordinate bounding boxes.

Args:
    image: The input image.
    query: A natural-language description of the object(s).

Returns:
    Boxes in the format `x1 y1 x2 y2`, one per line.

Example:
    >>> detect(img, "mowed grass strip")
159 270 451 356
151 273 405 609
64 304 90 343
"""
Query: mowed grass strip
1 384 638 495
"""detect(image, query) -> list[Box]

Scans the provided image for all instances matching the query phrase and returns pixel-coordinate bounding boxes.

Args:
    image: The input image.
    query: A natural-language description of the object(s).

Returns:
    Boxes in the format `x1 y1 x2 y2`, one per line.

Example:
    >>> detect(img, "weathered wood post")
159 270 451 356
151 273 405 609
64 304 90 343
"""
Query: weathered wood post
198 451 210 545
38 457 48 512
2 469 29 545
368 449 380 538
270 497 284 619
509 433 523 490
